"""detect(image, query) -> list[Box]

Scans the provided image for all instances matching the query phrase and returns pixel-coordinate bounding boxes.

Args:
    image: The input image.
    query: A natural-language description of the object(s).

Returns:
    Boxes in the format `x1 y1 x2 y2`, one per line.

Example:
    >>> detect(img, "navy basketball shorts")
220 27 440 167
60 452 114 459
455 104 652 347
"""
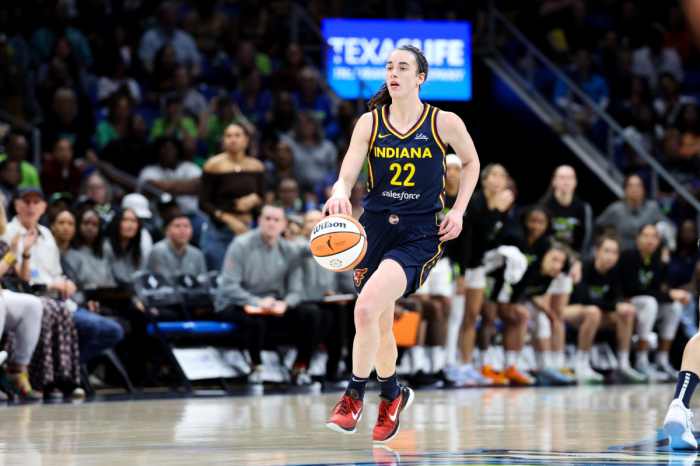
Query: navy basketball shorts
352 210 445 297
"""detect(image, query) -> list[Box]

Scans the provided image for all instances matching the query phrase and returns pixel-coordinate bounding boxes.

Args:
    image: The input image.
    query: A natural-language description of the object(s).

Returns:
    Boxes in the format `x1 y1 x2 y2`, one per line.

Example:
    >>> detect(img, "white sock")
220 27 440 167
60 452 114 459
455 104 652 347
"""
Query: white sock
552 351 565 369
618 351 630 370
577 350 591 367
536 351 550 370
506 351 518 368
446 295 465 366
656 351 670 368
636 350 649 369
411 346 427 373
431 346 446 373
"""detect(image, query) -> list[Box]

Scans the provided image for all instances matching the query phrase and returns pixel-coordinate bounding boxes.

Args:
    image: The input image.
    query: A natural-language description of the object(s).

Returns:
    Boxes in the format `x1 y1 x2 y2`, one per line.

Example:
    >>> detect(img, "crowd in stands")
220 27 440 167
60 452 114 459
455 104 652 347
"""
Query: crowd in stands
0 0 698 399
508 1 700 217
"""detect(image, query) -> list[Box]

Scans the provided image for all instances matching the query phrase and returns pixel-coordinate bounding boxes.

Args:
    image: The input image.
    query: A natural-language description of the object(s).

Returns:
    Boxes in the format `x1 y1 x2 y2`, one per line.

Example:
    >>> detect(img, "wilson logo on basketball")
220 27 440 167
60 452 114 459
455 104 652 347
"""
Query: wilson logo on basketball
312 221 347 235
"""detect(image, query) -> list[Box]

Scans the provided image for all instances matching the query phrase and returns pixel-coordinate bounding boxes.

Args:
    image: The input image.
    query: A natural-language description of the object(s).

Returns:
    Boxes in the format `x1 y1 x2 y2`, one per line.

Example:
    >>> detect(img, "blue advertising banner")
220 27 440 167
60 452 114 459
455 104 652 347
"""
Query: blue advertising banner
322 19 472 101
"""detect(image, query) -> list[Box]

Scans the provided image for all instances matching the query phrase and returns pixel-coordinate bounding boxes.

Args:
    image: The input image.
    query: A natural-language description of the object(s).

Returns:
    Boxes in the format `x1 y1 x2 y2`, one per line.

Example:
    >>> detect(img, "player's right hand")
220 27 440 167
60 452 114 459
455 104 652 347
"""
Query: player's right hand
323 195 352 216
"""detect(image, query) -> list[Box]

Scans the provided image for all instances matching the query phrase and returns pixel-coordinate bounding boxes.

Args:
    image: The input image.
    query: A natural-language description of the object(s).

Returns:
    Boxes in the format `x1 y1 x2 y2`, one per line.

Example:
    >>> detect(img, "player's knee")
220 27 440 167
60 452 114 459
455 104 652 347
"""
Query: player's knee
354 298 381 329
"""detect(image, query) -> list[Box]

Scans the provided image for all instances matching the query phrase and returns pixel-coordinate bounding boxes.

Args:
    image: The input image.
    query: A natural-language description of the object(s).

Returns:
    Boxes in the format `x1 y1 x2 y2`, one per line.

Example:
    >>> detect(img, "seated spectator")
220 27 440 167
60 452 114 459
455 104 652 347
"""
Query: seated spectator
173 65 207 119
97 52 142 105
619 224 690 381
663 103 700 169
0 204 44 401
540 165 593 255
277 177 305 216
596 174 668 250
281 111 337 193
1 191 84 398
0 160 21 211
149 94 198 143
51 208 76 256
41 138 83 198
79 172 117 226
104 208 147 286
667 220 699 338
214 204 322 386
121 193 155 253
146 211 207 282
98 109 150 179
63 208 117 290
199 123 264 270
632 26 683 91
138 137 202 218
233 69 273 129
553 49 609 131
293 67 334 132
149 44 179 96
182 2 229 59
95 93 141 151
203 96 249 157
653 73 694 129
30 2 92 68
0 31 37 123
265 141 295 194
265 91 297 136
272 43 306 91
500 243 571 386
0 130 40 189
567 235 645 383
40 87 94 159
138 1 201 76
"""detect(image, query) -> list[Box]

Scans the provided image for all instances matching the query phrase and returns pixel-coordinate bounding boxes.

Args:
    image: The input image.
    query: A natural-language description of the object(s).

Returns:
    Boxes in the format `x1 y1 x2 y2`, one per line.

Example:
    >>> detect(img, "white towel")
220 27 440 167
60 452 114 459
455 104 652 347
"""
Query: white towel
483 245 528 284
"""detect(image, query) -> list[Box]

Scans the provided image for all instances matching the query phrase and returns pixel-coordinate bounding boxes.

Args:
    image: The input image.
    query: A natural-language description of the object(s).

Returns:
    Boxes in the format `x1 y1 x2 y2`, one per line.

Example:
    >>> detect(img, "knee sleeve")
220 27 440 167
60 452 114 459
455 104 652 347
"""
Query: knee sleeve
659 301 683 341
535 311 552 340
632 295 658 341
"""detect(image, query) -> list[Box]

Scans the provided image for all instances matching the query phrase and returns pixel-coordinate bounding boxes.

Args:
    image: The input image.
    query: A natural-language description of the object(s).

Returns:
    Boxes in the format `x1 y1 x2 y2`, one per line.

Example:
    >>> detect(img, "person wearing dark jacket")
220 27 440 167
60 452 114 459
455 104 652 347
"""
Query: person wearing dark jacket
568 235 646 383
458 164 518 385
619 224 690 381
541 165 593 256
499 243 570 386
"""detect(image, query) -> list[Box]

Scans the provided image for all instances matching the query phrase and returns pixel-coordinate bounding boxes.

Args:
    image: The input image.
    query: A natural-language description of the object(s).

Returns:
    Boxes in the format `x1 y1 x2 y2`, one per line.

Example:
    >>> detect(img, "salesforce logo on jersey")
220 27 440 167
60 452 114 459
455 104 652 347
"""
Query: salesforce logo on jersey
322 19 471 101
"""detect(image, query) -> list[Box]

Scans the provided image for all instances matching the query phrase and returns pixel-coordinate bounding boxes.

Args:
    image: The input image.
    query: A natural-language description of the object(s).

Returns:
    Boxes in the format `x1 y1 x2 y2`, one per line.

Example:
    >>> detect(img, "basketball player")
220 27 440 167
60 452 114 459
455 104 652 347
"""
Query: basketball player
323 45 480 443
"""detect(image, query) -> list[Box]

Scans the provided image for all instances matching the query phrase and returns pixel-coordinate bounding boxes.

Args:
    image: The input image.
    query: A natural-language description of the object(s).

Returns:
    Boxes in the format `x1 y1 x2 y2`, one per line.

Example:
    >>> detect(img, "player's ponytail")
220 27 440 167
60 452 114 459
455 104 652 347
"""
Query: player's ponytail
368 45 429 110
368 84 391 110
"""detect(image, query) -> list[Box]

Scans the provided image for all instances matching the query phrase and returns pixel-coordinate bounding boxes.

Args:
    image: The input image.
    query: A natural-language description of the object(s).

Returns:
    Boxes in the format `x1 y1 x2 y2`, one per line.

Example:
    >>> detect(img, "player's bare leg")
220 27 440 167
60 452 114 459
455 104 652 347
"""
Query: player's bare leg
664 300 700 450
327 259 410 436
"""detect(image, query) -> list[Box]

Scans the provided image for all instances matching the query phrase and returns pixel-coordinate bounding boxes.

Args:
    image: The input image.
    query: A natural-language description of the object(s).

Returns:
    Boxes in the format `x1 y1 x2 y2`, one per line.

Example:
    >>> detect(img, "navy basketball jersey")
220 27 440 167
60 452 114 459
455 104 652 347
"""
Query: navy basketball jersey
363 103 447 215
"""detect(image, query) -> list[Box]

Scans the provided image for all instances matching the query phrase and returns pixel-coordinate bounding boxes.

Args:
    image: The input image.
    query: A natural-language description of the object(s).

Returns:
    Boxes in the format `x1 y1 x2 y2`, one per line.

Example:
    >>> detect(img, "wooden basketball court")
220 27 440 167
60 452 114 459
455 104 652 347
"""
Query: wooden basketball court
0 384 695 465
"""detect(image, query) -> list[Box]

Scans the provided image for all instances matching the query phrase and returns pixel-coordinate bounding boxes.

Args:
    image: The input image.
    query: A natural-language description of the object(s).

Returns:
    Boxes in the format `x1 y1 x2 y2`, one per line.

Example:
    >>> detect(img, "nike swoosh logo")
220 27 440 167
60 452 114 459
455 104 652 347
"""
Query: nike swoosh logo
388 404 400 422
377 133 391 139
351 409 361 420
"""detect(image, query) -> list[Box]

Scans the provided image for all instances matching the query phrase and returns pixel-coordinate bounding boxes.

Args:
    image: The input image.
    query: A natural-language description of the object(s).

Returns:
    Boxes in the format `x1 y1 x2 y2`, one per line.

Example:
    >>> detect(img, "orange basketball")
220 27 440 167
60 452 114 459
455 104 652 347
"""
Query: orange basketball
309 214 367 272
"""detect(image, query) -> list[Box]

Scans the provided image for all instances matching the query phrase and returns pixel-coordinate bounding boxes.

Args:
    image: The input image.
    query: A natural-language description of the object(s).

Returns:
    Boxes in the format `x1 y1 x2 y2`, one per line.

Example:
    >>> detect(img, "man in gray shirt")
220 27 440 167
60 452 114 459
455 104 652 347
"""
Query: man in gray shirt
215 204 322 385
596 174 669 250
146 213 207 282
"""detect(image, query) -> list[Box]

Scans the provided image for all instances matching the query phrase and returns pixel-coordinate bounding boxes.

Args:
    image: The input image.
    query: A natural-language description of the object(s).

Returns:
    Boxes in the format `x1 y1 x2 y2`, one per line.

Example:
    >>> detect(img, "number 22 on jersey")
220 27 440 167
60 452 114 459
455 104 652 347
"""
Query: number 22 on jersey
389 162 416 187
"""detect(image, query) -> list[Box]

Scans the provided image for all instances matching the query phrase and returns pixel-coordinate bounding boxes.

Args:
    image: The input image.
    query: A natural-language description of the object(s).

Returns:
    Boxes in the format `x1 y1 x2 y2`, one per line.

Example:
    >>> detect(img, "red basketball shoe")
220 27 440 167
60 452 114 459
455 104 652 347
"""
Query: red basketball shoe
326 390 364 434
372 385 415 443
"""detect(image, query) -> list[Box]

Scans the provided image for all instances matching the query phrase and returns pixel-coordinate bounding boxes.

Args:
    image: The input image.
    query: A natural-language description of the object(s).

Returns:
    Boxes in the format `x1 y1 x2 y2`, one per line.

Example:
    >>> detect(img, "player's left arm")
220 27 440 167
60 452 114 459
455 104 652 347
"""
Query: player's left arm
436 111 481 241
